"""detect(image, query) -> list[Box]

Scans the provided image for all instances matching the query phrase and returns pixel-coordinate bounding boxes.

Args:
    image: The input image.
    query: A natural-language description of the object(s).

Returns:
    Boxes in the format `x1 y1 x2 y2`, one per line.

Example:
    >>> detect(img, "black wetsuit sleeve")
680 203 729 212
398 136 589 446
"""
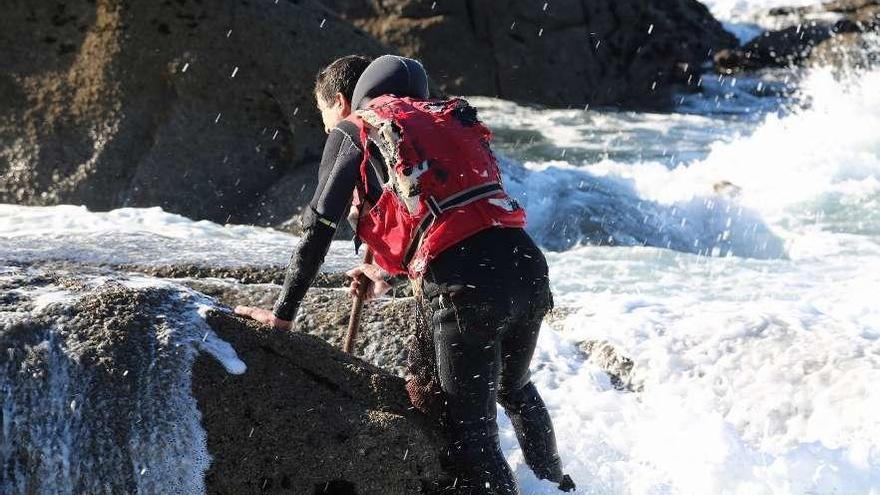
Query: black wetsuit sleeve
272 126 363 321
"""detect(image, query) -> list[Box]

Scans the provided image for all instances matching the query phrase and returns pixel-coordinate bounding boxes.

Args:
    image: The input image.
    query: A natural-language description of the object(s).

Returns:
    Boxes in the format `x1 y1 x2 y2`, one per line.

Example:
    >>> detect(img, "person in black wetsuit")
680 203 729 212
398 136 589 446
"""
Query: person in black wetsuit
234 54 575 494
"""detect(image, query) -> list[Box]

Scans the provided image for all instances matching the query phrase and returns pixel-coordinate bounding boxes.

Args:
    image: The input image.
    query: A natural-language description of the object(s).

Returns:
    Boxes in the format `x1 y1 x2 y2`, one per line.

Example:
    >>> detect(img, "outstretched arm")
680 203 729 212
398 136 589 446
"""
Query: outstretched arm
235 125 363 329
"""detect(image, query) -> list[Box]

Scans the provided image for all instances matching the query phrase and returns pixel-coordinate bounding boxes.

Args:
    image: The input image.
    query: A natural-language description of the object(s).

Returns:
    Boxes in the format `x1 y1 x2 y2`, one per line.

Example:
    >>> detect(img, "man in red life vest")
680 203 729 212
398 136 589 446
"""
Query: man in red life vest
235 55 575 494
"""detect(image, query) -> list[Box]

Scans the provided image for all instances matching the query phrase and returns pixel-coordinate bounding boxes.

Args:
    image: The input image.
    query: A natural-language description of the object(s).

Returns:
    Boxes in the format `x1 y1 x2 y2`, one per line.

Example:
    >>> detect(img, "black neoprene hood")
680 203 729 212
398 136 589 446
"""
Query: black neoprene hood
350 55 430 110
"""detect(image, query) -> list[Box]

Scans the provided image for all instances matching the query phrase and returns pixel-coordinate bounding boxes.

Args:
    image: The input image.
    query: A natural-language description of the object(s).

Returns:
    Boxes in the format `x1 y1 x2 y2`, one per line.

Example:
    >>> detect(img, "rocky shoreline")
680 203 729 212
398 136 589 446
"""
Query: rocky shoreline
4 1 878 491
0 252 641 493
2 1 876 230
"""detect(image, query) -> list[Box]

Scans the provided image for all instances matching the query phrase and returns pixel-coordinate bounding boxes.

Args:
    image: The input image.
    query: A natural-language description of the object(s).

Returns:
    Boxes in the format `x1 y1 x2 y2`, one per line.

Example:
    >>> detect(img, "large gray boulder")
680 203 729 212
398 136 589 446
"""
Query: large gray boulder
111 263 419 376
178 272 419 378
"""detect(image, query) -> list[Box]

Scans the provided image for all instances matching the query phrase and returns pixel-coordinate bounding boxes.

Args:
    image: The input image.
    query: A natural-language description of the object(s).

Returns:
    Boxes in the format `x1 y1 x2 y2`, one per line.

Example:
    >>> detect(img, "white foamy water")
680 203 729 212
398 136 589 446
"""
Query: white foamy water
0 204 357 271
471 62 880 493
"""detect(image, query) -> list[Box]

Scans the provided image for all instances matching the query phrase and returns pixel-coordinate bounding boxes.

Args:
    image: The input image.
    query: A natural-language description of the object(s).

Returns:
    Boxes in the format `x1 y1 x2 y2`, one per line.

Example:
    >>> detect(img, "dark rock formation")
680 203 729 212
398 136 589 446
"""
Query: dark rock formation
0 0 387 226
321 0 738 109
714 0 879 73
808 1 880 67
714 19 864 71
196 310 445 494
808 31 880 67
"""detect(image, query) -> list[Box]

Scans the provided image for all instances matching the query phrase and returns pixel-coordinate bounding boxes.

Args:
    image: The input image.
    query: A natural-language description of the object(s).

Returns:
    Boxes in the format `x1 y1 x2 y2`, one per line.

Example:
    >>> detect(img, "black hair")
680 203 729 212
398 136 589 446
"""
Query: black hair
315 55 372 105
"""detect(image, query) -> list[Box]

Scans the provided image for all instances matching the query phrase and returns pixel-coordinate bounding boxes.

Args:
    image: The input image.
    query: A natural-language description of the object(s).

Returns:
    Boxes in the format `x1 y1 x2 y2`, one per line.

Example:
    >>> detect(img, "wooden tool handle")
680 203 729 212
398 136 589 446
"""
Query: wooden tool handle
343 248 374 354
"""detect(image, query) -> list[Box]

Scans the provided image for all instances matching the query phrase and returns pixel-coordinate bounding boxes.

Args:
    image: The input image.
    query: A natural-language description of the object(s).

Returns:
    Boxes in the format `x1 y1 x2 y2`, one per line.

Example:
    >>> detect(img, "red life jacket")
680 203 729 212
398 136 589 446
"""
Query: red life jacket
346 95 526 277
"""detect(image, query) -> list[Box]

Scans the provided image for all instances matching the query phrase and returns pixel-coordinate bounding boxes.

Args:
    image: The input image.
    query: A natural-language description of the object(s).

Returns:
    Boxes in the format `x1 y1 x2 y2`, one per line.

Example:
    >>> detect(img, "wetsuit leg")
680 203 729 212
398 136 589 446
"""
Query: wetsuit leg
494 244 565 483
425 288 520 495
496 323 564 482
421 227 569 493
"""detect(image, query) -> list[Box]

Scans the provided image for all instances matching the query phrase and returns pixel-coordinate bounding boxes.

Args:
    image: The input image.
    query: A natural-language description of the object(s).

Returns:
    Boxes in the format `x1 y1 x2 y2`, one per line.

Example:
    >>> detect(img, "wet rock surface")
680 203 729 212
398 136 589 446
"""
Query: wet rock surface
1 269 220 494
543 307 642 393
183 276 418 377
0 266 446 494
195 310 445 494
322 0 737 109
112 262 418 376
807 29 880 67
578 340 642 393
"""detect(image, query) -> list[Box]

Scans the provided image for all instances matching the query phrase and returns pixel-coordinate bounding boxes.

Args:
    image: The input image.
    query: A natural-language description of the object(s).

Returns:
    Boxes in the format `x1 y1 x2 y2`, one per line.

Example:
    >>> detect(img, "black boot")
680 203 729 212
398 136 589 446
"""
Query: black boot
497 382 565 483
438 407 521 495
557 474 576 492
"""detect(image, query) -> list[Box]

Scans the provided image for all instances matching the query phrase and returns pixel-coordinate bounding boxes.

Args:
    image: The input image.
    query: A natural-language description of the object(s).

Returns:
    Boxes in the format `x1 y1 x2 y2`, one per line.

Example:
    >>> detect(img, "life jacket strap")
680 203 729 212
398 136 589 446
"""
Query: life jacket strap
437 182 505 210
401 182 505 269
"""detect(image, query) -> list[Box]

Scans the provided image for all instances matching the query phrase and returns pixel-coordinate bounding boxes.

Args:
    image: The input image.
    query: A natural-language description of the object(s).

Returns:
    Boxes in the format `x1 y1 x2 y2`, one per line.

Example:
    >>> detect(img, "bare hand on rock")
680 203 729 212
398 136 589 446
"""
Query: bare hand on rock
233 306 293 331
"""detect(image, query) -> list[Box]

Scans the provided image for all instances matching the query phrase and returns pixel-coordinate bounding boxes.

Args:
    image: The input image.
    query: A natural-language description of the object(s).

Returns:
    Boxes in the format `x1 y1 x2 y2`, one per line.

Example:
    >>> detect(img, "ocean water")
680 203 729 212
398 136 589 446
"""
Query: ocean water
478 64 880 494
2 2 879 493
